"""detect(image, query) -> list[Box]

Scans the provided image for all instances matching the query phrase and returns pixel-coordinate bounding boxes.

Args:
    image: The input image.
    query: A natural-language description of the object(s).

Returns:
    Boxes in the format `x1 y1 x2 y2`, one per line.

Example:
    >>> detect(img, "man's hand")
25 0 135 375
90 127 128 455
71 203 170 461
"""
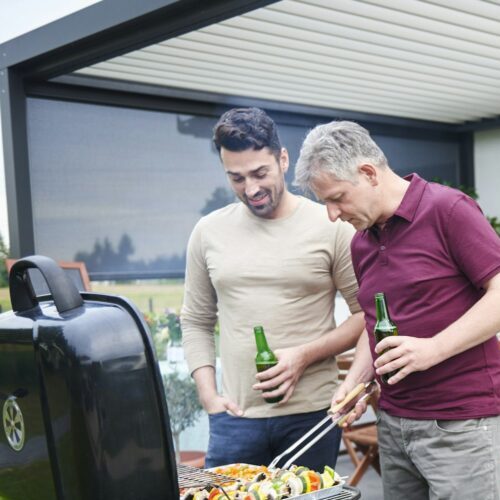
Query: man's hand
331 380 370 427
202 393 243 417
374 335 441 384
252 346 308 404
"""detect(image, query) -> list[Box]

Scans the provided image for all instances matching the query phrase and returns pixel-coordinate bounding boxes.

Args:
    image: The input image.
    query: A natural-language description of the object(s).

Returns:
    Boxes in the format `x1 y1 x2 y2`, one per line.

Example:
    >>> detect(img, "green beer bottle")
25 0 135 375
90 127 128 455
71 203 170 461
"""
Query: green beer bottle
254 325 283 404
374 292 399 384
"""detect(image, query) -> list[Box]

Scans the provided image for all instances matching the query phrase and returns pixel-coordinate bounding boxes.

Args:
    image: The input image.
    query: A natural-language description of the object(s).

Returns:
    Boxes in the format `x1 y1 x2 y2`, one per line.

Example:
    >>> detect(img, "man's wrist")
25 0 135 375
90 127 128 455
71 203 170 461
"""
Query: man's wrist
297 346 311 370
344 364 375 386
199 389 217 406
428 335 447 367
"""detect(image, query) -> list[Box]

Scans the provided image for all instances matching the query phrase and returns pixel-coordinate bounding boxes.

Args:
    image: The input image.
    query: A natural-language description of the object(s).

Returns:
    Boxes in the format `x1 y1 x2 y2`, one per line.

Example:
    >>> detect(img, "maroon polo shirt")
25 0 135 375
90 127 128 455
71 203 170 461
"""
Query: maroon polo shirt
352 173 500 419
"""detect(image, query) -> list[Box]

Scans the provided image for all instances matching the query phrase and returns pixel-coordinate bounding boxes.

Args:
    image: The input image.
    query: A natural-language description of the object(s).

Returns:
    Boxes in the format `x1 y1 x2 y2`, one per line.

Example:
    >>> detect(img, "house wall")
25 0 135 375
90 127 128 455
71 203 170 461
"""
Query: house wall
474 128 500 219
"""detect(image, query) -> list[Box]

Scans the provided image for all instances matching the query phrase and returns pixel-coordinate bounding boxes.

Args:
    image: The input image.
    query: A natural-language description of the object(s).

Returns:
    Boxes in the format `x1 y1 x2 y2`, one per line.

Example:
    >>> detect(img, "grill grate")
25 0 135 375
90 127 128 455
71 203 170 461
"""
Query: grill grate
177 465 360 500
177 464 235 489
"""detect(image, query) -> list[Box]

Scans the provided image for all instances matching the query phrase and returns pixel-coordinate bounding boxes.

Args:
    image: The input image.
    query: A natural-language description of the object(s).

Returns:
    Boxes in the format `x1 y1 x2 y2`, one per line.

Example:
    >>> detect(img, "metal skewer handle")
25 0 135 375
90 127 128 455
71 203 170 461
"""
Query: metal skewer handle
280 387 376 470
268 381 374 470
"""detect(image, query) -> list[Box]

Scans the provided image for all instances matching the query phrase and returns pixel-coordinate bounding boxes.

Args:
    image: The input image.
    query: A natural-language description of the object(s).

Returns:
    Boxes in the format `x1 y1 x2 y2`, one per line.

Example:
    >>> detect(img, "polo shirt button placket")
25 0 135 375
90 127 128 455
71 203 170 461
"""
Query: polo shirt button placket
379 244 388 265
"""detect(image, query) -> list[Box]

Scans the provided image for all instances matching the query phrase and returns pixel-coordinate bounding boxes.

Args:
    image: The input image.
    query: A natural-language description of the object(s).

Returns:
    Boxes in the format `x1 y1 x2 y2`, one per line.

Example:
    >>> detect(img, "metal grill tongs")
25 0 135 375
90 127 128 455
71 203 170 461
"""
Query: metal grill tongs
268 380 377 470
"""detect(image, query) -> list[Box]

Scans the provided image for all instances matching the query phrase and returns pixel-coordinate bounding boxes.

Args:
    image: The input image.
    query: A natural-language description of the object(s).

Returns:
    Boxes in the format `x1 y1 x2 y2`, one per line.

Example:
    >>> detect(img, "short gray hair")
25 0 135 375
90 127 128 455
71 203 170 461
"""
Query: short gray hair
294 121 388 193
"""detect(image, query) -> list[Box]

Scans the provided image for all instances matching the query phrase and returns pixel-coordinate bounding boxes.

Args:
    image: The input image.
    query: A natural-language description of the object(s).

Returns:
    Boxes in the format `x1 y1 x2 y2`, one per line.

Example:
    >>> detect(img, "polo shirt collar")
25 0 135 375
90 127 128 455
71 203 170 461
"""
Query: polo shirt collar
367 172 426 236
394 173 427 223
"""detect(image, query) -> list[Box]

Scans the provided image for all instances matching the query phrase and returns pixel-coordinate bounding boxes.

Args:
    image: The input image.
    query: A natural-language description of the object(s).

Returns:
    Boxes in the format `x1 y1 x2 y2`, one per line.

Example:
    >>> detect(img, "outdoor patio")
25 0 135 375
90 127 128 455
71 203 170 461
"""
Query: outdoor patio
1 2 500 499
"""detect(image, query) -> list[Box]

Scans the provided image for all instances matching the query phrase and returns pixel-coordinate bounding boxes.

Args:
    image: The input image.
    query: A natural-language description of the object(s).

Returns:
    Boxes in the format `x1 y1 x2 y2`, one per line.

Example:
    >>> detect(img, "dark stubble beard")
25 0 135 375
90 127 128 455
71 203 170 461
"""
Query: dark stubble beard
244 177 286 219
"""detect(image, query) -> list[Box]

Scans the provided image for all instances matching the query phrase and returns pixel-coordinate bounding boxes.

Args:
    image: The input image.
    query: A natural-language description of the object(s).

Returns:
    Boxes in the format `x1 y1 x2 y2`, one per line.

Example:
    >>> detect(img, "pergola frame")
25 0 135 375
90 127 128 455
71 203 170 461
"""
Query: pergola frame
0 0 489 261
0 0 278 258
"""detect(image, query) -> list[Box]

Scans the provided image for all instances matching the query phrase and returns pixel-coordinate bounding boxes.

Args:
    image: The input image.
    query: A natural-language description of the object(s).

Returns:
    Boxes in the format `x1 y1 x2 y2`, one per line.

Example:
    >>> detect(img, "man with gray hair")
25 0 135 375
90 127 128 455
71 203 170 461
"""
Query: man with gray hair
295 121 500 499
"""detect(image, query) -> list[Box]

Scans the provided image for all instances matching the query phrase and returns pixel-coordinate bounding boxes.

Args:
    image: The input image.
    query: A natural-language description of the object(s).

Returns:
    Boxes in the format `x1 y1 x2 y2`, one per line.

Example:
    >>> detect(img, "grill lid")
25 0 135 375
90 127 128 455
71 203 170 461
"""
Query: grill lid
1 255 180 500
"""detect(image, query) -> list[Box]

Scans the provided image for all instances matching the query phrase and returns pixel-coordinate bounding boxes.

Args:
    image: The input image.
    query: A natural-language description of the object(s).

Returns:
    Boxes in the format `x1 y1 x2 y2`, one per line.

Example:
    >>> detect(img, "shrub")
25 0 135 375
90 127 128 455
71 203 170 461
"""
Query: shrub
0 232 9 288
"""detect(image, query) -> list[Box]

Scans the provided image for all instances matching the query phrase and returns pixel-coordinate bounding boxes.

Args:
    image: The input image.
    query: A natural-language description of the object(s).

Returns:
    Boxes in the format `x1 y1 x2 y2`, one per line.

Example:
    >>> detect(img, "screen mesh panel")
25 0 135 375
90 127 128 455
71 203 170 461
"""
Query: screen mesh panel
26 98 459 278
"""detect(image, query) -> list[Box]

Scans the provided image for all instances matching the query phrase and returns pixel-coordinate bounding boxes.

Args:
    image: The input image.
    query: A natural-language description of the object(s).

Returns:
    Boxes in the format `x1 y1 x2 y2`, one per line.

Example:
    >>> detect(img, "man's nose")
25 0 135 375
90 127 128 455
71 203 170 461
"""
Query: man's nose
326 202 341 222
245 180 261 198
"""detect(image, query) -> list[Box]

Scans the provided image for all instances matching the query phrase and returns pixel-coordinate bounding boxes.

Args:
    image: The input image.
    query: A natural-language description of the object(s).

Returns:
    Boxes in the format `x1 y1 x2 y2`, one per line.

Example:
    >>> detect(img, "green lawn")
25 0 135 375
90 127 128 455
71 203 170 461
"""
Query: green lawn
92 280 185 314
0 280 185 315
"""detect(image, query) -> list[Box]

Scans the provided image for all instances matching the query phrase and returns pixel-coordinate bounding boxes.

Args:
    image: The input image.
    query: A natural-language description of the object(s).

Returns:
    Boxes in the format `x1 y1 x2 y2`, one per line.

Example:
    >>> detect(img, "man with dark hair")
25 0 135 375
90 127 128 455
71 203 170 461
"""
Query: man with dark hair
295 120 500 499
181 108 365 469
213 107 282 161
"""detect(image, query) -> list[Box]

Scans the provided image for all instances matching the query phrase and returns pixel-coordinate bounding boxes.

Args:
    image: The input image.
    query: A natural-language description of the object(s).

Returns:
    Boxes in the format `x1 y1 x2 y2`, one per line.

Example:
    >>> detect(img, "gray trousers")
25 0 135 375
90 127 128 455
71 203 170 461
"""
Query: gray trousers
377 410 500 500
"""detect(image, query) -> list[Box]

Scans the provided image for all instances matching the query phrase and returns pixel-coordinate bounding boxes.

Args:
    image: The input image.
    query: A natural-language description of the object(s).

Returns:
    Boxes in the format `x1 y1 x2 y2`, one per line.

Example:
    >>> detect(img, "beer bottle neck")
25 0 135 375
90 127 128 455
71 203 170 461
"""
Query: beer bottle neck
375 293 391 322
254 326 270 353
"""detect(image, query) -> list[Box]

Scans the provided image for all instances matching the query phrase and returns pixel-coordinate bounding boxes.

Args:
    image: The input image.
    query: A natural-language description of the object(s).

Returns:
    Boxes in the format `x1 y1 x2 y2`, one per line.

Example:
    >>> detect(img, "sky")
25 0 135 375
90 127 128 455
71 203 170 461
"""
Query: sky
0 0 101 45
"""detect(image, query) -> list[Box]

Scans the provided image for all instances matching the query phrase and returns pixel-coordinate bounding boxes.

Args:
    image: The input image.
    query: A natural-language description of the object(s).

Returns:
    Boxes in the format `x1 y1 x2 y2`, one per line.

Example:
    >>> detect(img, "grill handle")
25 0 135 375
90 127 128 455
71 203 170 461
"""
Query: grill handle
9 255 84 313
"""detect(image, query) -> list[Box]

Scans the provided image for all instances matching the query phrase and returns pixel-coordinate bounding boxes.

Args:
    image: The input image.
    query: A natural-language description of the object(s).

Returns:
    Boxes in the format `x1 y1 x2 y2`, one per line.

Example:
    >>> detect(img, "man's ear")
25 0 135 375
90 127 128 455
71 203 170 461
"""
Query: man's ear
280 148 290 173
359 163 378 185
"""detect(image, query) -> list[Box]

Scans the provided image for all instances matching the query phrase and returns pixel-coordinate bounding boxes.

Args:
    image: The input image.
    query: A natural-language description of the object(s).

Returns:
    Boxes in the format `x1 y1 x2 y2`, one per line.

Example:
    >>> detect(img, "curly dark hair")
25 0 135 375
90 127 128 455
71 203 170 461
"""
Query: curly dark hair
213 107 282 160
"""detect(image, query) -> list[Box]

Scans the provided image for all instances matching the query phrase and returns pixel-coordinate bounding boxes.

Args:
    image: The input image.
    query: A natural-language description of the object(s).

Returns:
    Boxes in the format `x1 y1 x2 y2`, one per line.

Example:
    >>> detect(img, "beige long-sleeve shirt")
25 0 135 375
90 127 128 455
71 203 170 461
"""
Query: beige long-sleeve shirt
181 196 360 417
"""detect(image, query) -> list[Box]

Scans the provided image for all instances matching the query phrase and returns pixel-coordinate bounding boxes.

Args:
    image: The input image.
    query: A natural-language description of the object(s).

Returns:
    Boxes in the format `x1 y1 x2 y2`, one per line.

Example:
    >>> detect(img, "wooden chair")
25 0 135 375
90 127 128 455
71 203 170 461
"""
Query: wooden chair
179 450 205 468
5 259 91 293
337 353 381 487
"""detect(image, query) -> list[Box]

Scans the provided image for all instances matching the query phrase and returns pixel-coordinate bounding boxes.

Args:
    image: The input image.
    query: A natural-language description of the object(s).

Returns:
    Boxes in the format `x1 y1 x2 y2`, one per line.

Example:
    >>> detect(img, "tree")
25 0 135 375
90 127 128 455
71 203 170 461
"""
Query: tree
200 187 235 216
118 233 135 262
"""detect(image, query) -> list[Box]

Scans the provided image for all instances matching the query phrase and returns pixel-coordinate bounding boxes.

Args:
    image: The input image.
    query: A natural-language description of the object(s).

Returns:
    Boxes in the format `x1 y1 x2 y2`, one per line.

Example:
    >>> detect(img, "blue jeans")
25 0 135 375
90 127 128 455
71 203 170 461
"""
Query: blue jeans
205 408 342 470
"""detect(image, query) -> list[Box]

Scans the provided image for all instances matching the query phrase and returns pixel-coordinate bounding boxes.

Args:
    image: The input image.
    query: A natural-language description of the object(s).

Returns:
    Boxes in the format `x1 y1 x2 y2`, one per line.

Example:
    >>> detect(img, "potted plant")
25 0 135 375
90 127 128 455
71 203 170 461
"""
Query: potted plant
162 371 203 463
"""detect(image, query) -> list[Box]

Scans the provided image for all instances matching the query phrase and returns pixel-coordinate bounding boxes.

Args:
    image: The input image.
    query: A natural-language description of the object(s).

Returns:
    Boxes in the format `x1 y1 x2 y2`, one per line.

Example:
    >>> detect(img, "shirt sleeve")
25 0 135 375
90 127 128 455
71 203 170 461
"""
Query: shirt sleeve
446 196 500 289
331 220 362 314
180 219 219 375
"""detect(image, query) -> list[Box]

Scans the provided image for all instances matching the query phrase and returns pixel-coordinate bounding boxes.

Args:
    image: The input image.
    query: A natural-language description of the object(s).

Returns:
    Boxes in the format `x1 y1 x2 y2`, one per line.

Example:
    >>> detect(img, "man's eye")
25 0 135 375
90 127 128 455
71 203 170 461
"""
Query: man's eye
232 177 244 183
255 173 266 179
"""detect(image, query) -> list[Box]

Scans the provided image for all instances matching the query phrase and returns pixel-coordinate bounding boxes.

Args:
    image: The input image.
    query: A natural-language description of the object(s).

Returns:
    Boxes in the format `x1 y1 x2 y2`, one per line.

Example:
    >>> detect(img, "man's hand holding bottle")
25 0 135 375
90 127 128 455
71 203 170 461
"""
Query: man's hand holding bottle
253 344 308 404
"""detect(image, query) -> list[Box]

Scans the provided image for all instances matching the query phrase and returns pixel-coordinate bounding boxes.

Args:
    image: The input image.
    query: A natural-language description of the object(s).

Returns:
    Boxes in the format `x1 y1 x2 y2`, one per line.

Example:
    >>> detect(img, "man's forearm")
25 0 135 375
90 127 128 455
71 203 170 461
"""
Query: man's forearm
192 365 218 408
301 311 365 368
344 330 375 384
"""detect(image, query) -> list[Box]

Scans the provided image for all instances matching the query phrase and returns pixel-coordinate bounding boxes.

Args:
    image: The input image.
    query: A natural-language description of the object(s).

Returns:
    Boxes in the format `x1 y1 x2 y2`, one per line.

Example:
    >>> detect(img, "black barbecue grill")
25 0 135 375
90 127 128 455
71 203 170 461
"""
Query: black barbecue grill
0 256 361 500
